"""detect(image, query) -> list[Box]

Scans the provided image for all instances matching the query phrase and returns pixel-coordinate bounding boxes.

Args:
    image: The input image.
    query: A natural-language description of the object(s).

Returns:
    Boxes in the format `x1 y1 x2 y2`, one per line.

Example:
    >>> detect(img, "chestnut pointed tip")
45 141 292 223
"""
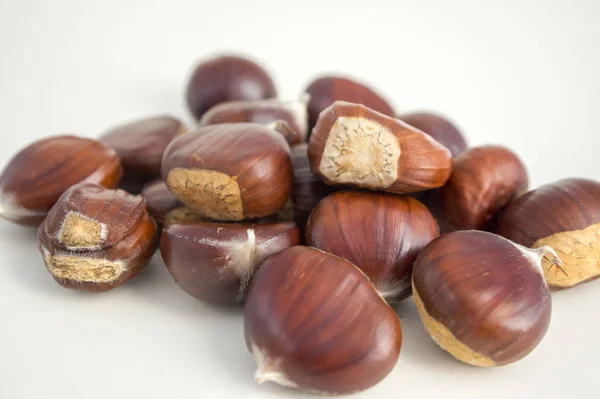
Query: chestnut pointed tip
251 344 297 388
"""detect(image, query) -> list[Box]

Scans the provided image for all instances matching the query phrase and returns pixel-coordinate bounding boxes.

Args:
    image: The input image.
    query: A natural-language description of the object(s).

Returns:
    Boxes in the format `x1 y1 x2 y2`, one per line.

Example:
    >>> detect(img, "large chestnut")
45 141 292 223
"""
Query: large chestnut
306 191 438 301
412 230 559 366
398 112 468 157
186 55 277 120
308 101 452 194
496 178 600 289
244 246 401 394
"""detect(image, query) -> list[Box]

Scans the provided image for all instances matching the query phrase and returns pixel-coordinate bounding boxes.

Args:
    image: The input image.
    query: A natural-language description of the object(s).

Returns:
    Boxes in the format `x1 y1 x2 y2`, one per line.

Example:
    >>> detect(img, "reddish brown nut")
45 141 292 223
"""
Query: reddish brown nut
307 191 438 301
305 76 395 130
186 55 277 120
412 230 557 367
244 246 401 394
398 112 468 157
0 135 122 226
199 97 308 145
141 179 181 226
496 178 600 289
100 115 187 188
38 182 158 292
308 101 452 194
160 221 299 304
161 123 293 222
435 145 528 231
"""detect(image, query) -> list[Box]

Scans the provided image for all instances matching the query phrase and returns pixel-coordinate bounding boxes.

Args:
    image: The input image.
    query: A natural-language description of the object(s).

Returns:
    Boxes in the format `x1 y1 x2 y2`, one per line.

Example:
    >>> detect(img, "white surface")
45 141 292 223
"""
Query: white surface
0 0 599 398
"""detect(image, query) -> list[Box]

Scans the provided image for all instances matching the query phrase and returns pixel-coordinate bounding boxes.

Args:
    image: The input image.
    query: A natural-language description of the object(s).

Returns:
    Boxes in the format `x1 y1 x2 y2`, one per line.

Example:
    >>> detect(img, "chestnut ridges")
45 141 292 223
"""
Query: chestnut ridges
307 101 452 194
160 221 299 304
38 183 158 292
244 246 401 395
398 112 468 157
307 191 438 301
496 178 600 289
141 179 181 225
0 135 122 226
412 230 557 366
161 123 293 222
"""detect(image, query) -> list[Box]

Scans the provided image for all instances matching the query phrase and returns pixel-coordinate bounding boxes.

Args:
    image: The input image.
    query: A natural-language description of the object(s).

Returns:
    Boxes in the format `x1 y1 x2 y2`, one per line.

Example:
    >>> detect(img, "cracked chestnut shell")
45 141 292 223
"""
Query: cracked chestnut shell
0 135 122 226
186 55 277 120
161 123 293 222
412 230 557 367
160 221 299 304
38 182 158 292
496 178 600 289
398 112 468 157
307 191 438 301
141 179 181 226
308 101 452 194
244 246 401 394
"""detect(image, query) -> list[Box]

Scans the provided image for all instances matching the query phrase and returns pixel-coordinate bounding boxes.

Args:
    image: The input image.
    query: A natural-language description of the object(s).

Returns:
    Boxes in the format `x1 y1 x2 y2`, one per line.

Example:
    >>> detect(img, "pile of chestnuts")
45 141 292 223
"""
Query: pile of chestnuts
1 53 599 396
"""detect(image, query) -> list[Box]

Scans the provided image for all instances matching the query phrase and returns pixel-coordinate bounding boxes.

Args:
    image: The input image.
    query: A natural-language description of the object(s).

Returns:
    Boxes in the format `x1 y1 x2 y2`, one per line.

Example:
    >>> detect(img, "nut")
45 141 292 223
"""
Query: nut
398 112 468 157
141 179 181 226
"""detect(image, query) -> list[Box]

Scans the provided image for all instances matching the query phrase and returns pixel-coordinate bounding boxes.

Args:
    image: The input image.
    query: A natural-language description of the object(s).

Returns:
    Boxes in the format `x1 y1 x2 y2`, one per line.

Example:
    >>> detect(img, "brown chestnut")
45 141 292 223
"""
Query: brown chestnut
398 112 468 157
307 191 438 301
141 179 181 226
38 182 158 292
161 123 293 222
308 101 452 194
305 75 394 130
186 55 277 120
160 221 299 304
244 246 401 394
496 178 600 289
412 230 559 367
0 135 121 226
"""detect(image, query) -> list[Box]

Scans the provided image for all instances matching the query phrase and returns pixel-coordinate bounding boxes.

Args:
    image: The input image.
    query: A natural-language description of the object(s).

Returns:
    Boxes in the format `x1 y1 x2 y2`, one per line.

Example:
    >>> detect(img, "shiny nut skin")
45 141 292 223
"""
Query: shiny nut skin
0 135 122 226
244 246 401 394
308 101 452 194
186 55 277 120
161 123 293 222
141 179 181 226
412 231 552 367
38 182 158 292
160 221 299 304
305 76 395 130
307 191 439 301
497 178 600 289
398 112 468 157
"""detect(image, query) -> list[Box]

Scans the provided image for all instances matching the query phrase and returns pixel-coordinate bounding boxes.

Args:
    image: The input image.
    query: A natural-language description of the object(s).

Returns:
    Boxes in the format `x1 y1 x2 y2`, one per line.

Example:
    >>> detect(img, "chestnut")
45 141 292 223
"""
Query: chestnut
141 179 181 226
412 230 559 367
161 123 293 222
398 112 468 157
307 191 439 301
0 135 121 226
304 75 395 130
199 97 308 145
160 220 299 304
307 101 453 194
186 55 277 120
38 182 158 292
496 178 600 289
244 246 401 394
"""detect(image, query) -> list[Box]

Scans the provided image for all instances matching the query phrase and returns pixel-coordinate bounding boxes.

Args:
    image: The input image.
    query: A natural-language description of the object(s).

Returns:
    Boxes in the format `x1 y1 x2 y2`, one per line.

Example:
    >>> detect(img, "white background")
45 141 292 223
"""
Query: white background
0 0 598 398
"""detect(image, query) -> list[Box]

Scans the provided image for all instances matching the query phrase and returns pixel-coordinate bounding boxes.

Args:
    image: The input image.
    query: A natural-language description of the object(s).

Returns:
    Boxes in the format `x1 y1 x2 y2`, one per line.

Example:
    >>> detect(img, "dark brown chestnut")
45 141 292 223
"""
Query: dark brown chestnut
305 75 395 130
412 230 558 367
186 55 277 120
160 221 299 304
161 123 293 222
141 179 181 226
496 178 600 289
398 112 468 157
307 191 438 301
308 101 452 194
244 246 401 394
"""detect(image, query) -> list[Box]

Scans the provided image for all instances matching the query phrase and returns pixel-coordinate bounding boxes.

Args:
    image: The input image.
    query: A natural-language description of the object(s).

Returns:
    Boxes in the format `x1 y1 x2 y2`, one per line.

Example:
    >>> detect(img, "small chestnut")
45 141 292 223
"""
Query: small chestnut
244 246 401 394
160 220 299 304
307 191 439 301
398 112 468 157
38 182 158 292
141 179 181 226
186 55 277 120
308 101 452 194
496 178 600 289
0 135 121 226
412 230 559 366
161 123 293 222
